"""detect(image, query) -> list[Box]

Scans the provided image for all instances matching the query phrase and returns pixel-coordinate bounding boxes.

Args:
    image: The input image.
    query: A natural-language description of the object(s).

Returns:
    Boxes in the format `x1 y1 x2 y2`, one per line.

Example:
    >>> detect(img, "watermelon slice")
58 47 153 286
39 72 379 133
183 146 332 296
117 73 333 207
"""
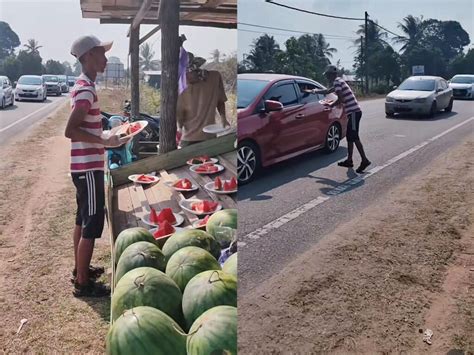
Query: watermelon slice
190 155 210 165
197 215 211 227
150 207 159 224
137 174 155 182
191 201 219 214
157 208 176 224
196 164 218 173
173 178 192 190
214 177 222 190
127 122 141 135
153 221 175 239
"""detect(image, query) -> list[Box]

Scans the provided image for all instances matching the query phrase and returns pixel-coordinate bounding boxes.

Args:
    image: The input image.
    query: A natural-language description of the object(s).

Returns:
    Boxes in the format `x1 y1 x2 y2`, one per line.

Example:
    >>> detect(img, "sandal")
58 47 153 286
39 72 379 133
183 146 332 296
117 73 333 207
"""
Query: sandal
356 160 371 173
337 160 354 168
73 280 110 298
71 265 105 284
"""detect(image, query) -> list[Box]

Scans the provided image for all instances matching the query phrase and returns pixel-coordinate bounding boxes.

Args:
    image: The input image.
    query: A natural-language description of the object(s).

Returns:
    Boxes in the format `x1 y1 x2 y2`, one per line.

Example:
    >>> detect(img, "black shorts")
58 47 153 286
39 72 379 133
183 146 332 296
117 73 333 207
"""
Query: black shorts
72 170 105 239
346 111 362 143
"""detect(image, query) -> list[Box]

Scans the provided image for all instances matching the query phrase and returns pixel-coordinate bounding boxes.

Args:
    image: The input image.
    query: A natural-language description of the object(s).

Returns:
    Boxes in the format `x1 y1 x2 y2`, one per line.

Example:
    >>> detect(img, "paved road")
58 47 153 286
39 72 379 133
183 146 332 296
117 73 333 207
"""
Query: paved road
238 98 474 295
0 96 68 146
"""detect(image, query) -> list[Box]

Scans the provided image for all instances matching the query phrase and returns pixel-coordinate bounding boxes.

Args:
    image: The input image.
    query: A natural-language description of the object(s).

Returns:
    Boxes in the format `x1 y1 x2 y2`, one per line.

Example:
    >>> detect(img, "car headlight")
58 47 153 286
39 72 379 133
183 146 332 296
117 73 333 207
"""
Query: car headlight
386 97 395 103
414 98 427 103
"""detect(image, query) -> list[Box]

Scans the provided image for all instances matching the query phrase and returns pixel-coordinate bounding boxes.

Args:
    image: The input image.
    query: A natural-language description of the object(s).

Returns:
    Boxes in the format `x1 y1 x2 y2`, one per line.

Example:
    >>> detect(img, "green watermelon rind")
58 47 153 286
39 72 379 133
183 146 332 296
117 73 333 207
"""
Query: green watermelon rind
114 227 157 265
182 270 237 329
115 241 166 286
222 253 237 277
205 209 237 246
162 229 221 261
106 306 186 355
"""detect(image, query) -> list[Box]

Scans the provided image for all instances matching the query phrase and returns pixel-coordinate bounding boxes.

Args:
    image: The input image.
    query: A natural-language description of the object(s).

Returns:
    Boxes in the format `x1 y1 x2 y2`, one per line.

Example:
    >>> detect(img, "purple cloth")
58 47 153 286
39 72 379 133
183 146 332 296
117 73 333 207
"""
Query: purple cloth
178 47 188 95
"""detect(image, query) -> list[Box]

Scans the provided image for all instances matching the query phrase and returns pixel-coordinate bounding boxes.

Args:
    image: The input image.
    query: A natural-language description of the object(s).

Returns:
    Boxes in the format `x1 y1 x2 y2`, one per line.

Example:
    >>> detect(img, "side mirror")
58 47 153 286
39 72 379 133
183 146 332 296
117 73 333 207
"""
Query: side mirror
264 100 283 112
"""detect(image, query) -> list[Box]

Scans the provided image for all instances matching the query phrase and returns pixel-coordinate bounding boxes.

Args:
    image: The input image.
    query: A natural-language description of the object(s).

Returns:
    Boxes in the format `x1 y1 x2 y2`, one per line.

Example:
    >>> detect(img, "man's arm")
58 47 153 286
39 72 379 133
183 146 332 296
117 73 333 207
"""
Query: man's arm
217 101 229 127
304 86 335 95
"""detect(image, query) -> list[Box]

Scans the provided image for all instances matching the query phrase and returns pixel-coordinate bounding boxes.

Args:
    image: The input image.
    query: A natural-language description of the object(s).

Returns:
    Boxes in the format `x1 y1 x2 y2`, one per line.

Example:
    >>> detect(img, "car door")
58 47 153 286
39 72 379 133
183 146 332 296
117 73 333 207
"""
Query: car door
260 80 306 159
435 79 449 109
5 78 13 103
440 79 451 108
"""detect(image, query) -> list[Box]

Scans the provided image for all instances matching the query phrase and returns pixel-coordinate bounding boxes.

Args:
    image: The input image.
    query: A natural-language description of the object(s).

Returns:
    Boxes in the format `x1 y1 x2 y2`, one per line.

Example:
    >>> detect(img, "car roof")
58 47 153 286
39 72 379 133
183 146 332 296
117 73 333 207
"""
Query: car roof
238 73 316 83
452 74 474 77
19 75 42 78
406 75 443 81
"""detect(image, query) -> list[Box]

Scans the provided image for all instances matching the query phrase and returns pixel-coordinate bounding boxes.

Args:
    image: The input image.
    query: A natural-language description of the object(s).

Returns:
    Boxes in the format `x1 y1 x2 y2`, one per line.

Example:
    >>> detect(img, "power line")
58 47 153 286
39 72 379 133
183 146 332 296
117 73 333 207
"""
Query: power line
368 20 402 38
265 0 364 21
238 22 356 39
239 28 355 41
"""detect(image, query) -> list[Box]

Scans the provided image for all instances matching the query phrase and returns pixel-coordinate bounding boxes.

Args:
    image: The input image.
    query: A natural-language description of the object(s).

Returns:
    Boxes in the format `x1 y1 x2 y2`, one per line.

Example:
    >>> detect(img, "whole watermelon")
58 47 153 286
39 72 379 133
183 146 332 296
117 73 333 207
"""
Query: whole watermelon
162 229 221 261
115 241 166 286
206 209 237 247
106 306 186 355
112 267 183 323
187 305 237 355
165 246 221 292
114 227 156 265
182 270 237 329
222 253 237 277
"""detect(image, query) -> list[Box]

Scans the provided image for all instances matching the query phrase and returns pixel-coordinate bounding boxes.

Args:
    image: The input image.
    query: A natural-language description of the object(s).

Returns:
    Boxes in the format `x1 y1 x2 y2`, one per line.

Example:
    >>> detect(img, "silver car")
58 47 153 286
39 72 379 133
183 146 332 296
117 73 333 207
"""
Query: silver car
15 75 47 102
385 76 453 118
449 74 474 100
0 75 14 109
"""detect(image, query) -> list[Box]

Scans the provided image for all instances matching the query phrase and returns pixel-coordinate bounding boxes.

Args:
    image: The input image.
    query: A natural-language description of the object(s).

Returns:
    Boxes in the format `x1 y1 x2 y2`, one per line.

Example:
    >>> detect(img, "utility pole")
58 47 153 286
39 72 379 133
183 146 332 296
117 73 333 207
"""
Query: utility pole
360 36 364 94
364 11 369 94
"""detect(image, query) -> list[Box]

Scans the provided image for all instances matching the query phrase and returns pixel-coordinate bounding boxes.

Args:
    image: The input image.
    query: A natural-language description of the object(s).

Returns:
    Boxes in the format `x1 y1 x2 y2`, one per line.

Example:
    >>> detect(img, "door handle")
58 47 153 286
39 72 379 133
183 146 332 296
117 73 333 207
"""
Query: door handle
295 114 305 119
323 107 331 112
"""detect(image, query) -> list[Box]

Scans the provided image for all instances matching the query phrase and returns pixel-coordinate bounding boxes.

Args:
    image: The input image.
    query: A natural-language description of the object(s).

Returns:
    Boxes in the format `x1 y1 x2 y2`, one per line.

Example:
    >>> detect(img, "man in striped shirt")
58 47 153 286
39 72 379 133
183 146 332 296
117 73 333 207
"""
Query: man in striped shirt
310 65 371 173
66 35 128 297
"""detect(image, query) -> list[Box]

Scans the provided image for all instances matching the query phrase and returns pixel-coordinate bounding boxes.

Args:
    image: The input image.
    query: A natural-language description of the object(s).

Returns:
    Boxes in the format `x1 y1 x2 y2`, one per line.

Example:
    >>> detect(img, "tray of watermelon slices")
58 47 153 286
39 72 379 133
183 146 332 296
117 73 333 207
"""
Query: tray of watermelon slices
179 199 222 215
128 174 159 184
189 162 224 175
164 178 199 192
115 120 148 138
186 155 219 166
204 177 237 194
141 207 184 227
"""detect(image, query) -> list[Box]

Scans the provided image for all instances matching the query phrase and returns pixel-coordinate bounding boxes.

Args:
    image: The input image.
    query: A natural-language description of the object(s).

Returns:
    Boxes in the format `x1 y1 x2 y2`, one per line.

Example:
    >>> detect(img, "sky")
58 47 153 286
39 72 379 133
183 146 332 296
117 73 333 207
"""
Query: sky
0 0 237 66
238 0 474 70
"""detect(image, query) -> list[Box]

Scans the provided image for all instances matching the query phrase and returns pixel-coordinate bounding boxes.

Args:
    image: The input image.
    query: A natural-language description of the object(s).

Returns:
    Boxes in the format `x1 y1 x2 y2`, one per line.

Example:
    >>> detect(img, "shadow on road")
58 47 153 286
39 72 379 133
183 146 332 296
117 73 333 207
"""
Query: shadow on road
3 104 18 111
238 147 349 201
387 111 459 122
315 168 365 195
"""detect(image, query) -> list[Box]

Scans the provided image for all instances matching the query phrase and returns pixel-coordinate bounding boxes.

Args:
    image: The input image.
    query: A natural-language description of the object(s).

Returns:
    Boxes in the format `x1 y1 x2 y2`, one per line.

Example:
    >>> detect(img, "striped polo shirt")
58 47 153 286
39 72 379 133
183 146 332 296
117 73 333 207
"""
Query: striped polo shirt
333 77 361 114
69 73 105 173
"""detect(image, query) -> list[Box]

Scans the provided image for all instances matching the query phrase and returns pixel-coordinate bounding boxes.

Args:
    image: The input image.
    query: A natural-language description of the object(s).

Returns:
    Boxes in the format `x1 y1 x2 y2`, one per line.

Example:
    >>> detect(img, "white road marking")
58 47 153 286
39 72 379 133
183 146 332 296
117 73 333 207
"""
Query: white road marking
240 116 474 246
0 98 67 133
394 134 406 138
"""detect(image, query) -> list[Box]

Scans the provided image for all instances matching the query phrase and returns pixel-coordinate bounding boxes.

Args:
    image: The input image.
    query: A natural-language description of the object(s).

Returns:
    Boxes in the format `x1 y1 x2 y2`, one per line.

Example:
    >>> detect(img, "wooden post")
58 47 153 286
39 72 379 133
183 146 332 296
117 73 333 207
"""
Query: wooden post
130 25 140 119
159 0 180 154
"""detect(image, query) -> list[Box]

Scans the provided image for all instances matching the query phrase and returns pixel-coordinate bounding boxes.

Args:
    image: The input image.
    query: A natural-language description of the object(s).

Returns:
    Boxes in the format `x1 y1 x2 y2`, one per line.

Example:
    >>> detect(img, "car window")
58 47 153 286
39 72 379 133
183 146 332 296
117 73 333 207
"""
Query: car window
296 82 325 104
264 82 298 107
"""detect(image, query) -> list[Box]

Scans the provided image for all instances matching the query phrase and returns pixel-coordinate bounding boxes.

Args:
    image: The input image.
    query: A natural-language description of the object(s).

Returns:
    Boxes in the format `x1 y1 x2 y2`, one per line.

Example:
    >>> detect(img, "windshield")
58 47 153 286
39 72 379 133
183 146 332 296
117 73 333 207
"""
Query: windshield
451 76 474 84
237 79 269 108
398 78 435 91
57 76 66 82
18 76 42 85
43 76 58 82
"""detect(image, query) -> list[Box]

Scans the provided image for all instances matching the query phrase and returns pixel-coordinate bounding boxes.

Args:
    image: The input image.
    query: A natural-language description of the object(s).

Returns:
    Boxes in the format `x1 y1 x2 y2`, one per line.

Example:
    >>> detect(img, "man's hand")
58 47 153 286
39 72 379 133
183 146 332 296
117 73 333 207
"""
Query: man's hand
104 135 131 148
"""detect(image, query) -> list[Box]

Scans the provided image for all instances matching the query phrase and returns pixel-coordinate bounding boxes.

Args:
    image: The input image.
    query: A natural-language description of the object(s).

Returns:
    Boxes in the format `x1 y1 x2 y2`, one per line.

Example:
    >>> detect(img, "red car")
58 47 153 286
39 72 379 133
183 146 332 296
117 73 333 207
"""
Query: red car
237 73 347 184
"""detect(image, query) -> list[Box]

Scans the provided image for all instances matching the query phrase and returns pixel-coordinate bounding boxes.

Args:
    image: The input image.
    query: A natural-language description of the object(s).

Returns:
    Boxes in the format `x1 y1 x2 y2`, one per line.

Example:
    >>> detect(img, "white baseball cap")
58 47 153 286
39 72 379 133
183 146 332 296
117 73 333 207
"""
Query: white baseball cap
71 35 113 59
324 65 338 75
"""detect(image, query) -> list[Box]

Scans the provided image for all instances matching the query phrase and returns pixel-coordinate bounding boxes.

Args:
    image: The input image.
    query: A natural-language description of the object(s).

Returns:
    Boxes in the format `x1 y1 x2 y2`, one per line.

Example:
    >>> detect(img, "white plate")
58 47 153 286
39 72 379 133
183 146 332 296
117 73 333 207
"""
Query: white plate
179 199 222 216
204 181 237 194
192 219 209 229
141 212 184 227
128 174 160 184
186 157 219 166
189 164 224 175
149 226 184 238
115 120 148 138
164 180 199 192
203 124 232 135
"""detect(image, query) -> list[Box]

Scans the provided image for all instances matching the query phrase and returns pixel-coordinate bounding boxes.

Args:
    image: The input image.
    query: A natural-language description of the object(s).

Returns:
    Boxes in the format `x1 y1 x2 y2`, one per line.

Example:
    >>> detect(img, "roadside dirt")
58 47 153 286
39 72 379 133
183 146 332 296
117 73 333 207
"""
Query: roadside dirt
0 101 110 353
238 137 473 354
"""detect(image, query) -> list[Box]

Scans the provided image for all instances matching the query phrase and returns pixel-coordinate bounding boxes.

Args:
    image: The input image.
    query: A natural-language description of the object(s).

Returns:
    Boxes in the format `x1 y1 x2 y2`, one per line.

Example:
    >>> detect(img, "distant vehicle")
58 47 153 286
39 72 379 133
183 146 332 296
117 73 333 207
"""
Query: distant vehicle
385 76 453 118
57 75 69 93
42 75 62 96
0 75 14 109
448 74 474 100
237 73 347 184
15 75 47 102
67 76 76 87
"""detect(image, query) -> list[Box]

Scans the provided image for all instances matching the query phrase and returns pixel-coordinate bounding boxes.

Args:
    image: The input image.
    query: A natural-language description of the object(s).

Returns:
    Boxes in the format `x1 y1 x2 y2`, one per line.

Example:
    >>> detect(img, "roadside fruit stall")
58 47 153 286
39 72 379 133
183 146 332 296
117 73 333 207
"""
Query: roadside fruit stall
105 133 237 354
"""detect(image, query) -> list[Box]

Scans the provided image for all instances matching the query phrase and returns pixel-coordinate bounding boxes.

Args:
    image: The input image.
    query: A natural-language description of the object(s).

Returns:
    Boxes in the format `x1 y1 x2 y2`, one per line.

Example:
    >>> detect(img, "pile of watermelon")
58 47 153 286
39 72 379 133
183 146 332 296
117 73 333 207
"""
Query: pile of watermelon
107 210 238 355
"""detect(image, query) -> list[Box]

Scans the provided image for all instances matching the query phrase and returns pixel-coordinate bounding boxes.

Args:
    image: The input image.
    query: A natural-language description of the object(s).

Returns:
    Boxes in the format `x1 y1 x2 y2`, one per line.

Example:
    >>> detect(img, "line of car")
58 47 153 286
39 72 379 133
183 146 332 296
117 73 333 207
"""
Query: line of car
0 75 78 108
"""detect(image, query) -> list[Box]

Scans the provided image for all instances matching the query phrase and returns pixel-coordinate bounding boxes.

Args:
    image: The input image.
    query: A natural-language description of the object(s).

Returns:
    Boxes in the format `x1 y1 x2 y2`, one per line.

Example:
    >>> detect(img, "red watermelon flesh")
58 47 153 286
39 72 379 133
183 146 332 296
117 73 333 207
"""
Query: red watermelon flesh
223 177 237 191
197 215 211 227
173 179 192 189
191 201 219 214
137 174 154 182
150 207 159 224
157 208 176 224
214 177 222 190
153 221 175 239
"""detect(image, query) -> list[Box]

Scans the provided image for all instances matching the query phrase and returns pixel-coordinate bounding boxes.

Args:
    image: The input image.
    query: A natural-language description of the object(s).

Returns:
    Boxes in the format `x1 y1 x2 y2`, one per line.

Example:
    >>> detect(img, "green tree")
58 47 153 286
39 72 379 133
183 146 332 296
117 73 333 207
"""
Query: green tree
73 59 82 75
23 39 43 55
44 59 65 74
17 50 43 76
242 34 282 73
448 49 474 76
0 22 20 60
0 55 20 82
395 15 424 53
62 61 74 75
139 43 160 71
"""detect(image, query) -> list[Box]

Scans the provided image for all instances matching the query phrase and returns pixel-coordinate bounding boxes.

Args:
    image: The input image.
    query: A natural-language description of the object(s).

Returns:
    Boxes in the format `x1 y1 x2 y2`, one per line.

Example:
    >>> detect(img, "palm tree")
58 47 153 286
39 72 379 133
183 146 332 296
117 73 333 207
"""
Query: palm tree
139 43 160 71
245 34 281 72
24 39 42 54
315 34 337 59
394 15 424 53
354 20 388 51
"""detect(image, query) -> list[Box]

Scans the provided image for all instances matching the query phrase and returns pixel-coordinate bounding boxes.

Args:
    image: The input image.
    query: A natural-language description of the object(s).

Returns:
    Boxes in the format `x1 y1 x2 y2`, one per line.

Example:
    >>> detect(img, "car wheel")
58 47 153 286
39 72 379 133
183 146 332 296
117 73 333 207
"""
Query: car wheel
237 141 261 185
385 111 394 118
428 101 437 118
324 123 341 153
445 98 453 112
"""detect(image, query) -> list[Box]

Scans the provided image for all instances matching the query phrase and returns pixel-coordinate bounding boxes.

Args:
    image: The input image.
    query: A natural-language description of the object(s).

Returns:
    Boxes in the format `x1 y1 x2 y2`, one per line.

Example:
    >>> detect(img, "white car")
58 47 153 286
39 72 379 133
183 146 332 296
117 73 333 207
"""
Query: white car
449 74 474 99
15 75 47 102
0 75 14 109
385 76 453 118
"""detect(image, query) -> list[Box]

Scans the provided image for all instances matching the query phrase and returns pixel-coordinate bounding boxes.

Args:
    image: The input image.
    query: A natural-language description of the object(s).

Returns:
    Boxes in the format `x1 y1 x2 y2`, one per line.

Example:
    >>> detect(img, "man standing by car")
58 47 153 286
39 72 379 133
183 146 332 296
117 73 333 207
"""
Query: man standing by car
176 53 230 147
65 35 128 297
309 65 371 173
